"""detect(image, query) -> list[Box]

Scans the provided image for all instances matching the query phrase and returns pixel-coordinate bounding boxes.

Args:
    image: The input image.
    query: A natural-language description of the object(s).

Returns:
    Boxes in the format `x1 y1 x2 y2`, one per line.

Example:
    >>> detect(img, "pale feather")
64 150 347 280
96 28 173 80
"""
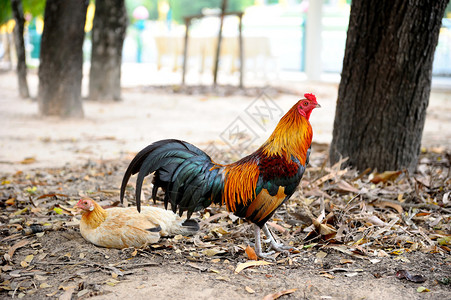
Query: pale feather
79 205 196 249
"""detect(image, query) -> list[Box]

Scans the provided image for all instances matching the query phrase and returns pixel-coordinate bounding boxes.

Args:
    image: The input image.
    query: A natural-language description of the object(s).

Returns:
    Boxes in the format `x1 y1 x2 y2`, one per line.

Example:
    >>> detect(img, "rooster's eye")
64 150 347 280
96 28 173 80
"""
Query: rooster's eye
303 101 308 106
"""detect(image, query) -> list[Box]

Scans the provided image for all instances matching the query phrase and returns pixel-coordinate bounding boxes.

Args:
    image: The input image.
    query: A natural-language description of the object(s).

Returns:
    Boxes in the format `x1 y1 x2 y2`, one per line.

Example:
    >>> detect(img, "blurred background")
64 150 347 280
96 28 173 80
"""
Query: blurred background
1 0 451 87
1 0 450 172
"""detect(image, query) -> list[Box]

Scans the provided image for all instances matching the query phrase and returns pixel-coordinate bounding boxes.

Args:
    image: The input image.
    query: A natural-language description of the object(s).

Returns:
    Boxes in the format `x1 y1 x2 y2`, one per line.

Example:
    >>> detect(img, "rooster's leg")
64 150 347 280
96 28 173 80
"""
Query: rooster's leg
253 224 275 257
262 224 293 252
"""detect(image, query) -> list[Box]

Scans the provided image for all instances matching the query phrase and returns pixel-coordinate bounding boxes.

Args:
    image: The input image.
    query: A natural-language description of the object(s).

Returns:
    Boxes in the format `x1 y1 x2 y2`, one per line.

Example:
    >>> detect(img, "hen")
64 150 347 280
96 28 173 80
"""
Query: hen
120 93 320 257
75 198 198 249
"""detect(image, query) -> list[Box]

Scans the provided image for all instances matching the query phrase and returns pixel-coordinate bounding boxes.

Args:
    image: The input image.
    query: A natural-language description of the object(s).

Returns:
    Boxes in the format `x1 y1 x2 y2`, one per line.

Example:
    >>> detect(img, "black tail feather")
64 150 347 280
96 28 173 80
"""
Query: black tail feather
120 139 224 219
181 219 200 232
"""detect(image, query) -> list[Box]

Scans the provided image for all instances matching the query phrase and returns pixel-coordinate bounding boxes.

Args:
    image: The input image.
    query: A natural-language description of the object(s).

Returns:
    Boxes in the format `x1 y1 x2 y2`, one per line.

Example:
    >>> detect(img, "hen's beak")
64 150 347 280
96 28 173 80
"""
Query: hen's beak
73 205 82 214
315 103 321 108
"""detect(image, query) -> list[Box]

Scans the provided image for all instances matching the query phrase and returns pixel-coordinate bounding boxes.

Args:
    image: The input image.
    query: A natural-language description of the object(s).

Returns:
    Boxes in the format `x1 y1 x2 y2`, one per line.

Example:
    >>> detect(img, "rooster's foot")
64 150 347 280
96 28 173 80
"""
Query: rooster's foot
262 224 294 252
254 224 295 258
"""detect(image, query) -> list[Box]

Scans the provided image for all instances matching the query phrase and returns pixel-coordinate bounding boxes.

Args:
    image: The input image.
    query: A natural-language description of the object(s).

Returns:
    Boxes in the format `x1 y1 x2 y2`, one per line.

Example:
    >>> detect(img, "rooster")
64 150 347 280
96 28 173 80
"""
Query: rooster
120 93 320 257
75 198 198 249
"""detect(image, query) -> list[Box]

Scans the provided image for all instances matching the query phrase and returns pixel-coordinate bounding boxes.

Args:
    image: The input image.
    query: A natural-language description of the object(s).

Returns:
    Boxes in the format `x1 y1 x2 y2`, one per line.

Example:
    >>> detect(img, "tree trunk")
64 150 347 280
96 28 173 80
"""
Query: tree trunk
11 0 30 98
88 0 127 101
329 0 448 173
37 0 88 117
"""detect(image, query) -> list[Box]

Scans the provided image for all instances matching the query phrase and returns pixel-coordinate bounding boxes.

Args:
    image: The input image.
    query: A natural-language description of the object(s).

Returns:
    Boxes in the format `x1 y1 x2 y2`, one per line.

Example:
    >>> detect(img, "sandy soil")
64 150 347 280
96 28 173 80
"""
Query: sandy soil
1 68 450 299
1 68 450 174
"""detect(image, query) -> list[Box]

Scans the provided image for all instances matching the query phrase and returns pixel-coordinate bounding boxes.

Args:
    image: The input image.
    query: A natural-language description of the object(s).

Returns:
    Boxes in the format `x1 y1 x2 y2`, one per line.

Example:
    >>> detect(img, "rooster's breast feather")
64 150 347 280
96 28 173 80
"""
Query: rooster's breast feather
230 150 309 226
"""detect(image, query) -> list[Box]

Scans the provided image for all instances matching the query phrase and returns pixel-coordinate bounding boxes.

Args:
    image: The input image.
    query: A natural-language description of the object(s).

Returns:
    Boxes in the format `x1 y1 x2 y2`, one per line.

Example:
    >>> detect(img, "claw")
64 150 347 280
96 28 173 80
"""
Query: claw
262 224 296 252
253 224 295 258
254 224 275 258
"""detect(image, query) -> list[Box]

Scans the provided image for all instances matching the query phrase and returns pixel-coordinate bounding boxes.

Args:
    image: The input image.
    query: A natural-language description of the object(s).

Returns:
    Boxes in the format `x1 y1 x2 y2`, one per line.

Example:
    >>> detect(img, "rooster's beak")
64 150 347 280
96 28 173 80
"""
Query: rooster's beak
315 103 321 108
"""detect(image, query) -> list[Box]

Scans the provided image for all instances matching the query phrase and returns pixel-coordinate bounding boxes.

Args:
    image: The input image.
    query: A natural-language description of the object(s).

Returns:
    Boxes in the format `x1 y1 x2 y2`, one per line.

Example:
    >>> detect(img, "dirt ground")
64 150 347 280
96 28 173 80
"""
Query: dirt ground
1 69 450 299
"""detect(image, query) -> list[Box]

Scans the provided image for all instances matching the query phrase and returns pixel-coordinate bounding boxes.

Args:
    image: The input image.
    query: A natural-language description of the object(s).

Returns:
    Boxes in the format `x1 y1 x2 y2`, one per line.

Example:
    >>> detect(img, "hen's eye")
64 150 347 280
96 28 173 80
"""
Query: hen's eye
303 101 308 106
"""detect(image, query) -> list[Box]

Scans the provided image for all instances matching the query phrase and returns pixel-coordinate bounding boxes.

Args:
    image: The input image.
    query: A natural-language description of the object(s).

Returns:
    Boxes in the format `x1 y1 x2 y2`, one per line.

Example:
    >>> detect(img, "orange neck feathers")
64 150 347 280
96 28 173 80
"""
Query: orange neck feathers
260 102 313 165
222 162 259 211
221 101 313 212
81 201 107 229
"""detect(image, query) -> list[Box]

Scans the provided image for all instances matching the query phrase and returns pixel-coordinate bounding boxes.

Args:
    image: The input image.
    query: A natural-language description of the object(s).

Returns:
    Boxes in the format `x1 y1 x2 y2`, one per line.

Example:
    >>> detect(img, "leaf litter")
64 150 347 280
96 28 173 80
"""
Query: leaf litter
0 146 450 299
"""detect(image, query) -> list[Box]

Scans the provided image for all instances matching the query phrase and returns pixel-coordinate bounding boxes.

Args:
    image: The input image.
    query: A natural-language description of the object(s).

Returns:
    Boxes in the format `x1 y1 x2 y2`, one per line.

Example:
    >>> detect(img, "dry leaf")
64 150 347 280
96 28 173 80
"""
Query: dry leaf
443 191 450 205
105 279 120 286
319 223 337 236
373 201 403 214
59 285 77 291
46 291 58 297
340 258 353 264
235 261 272 273
267 221 287 233
369 259 381 264
245 286 255 294
262 288 297 300
365 215 389 226
20 157 36 164
35 275 47 281
320 273 335 279
370 171 402 184
8 239 29 259
77 290 90 297
212 227 229 235
216 276 230 282
59 286 75 300
40 282 52 289
245 245 258 261
396 270 426 283
203 248 225 257
5 198 15 205
335 180 360 193
20 261 28 268
20 254 34 268
417 287 430 293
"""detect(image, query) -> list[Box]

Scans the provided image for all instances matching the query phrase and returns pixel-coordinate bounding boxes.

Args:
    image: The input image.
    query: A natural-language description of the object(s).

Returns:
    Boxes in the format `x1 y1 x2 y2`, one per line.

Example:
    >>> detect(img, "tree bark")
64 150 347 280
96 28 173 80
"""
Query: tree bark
329 0 449 173
37 0 88 117
11 0 30 98
88 0 127 101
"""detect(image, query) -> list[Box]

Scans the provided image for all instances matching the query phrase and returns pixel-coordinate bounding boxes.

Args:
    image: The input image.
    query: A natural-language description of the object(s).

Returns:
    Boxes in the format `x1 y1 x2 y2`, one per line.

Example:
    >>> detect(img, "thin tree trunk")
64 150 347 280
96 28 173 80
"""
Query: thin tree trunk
213 0 227 86
38 0 88 117
89 0 127 101
329 0 448 173
11 0 29 98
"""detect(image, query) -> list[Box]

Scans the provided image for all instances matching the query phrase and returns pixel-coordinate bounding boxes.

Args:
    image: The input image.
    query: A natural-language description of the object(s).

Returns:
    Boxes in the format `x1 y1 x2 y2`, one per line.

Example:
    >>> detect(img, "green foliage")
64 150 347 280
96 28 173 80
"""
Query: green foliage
0 0 12 25
22 0 46 18
0 0 45 25
125 0 254 25
227 0 254 13
446 1 451 17
126 0 159 22
171 0 254 23
170 0 220 23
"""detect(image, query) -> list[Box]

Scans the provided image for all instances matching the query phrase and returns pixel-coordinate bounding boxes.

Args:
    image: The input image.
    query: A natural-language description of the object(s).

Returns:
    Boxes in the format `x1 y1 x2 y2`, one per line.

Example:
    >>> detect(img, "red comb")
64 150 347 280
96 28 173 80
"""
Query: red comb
304 93 316 101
